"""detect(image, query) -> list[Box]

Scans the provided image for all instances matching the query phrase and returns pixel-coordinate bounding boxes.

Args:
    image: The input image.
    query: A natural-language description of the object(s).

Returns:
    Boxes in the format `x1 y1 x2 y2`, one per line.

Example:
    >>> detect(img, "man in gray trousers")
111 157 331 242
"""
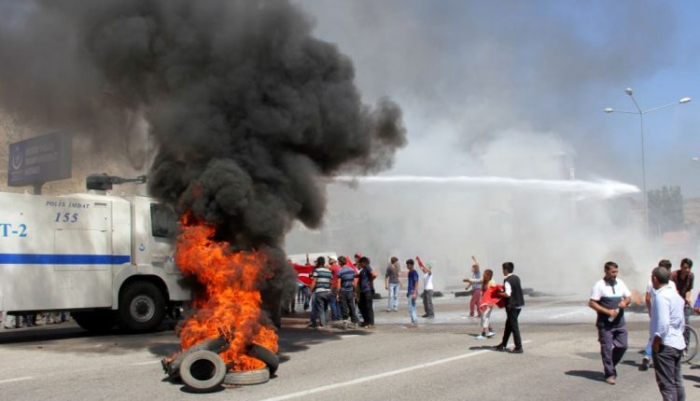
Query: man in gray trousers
650 266 686 400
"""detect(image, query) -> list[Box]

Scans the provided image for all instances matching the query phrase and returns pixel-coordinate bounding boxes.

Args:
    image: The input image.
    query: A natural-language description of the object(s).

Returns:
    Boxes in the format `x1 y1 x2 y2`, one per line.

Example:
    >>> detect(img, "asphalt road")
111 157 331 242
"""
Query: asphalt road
1 295 698 401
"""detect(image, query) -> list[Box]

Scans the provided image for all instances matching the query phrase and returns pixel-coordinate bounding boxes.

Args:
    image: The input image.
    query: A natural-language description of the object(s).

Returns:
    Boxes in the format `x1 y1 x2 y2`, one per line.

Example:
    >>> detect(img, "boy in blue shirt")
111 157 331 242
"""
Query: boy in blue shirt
406 259 420 327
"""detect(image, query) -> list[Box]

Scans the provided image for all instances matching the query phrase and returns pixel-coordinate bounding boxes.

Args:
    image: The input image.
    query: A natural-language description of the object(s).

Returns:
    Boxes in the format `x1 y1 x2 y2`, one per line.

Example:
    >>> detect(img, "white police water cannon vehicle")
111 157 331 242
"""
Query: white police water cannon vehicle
0 174 190 333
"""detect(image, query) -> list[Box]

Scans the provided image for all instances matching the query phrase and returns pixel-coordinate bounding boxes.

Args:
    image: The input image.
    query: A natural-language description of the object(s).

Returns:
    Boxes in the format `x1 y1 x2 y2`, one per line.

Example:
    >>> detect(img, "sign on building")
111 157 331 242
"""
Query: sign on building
7 133 72 187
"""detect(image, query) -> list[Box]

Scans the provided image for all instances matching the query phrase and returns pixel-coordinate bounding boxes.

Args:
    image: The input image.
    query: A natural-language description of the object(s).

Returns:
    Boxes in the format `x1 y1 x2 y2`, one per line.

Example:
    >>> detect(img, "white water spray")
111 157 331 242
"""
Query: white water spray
334 175 639 200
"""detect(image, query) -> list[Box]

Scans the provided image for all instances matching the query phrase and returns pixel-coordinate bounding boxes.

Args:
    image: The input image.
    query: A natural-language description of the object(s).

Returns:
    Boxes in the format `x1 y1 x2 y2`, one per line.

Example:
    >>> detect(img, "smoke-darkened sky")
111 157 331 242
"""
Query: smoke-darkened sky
2 0 699 293
284 1 700 293
299 0 700 194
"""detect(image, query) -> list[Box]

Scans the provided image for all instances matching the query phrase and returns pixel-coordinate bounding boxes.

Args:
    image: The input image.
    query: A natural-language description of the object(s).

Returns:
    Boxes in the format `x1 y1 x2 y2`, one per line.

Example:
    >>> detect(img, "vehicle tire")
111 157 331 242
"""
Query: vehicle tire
163 337 230 378
72 311 116 334
683 326 698 363
179 350 226 393
223 367 270 386
116 280 166 333
248 344 279 376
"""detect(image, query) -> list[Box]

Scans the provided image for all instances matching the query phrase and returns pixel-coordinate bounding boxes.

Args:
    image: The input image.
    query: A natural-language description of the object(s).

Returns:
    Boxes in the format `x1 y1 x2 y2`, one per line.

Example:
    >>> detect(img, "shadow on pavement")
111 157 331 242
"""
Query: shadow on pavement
468 345 499 351
277 319 371 364
620 359 649 371
564 370 604 382
0 325 90 345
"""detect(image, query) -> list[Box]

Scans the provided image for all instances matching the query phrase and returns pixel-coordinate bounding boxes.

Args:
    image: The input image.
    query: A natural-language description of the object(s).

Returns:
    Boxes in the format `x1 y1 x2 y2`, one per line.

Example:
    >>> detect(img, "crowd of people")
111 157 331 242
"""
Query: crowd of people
588 258 694 400
285 252 524 351
288 251 698 399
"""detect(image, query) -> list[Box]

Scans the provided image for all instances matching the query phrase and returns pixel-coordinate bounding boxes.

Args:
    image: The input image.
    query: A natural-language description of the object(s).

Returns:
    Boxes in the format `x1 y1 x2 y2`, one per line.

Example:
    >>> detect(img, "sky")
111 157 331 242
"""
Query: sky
283 0 700 292
1 0 699 293
297 0 700 196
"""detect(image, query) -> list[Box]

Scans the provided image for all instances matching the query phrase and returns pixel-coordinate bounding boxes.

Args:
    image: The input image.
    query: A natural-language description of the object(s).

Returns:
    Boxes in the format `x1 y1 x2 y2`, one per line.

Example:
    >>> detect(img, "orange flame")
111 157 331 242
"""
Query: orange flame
175 218 278 371
630 289 644 306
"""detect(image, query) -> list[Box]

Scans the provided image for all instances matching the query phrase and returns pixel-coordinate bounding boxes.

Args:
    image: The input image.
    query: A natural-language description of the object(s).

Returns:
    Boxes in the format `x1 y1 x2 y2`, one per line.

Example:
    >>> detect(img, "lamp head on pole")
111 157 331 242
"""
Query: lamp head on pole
680 97 692 104
604 108 614 113
625 88 633 96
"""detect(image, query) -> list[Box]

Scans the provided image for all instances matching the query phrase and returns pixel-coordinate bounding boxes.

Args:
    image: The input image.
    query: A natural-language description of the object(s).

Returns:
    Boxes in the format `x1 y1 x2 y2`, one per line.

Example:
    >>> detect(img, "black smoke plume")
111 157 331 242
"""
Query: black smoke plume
0 0 407 319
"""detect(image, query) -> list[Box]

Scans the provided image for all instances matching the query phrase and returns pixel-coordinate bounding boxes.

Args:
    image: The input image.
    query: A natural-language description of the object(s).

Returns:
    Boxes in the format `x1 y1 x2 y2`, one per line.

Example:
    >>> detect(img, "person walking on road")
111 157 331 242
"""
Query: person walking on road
476 269 497 340
493 262 524 353
650 266 687 400
406 259 419 327
385 256 402 312
588 261 631 385
465 256 482 318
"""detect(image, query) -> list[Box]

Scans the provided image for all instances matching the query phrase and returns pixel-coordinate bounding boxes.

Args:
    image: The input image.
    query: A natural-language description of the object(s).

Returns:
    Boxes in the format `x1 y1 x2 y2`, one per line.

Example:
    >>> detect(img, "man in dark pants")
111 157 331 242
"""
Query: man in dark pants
310 257 333 328
588 261 632 385
493 262 525 353
651 266 687 400
357 256 378 328
337 256 360 328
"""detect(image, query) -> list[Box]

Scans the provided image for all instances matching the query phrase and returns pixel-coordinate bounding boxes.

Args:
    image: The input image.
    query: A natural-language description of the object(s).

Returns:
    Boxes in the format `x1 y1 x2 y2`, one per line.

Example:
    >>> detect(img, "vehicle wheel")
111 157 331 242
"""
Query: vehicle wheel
117 280 166 333
223 367 270 385
179 350 226 393
72 311 116 334
248 344 279 376
683 326 698 363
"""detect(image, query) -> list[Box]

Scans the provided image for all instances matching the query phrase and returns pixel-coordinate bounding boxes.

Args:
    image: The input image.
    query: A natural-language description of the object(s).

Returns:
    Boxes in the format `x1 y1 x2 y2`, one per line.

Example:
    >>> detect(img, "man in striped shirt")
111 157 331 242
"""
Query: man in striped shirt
310 256 333 328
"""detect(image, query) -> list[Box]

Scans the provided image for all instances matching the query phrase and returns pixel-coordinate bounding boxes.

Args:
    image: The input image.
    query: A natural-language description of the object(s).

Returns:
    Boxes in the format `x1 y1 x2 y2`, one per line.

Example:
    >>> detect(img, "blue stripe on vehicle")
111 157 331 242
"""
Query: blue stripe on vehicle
0 254 131 264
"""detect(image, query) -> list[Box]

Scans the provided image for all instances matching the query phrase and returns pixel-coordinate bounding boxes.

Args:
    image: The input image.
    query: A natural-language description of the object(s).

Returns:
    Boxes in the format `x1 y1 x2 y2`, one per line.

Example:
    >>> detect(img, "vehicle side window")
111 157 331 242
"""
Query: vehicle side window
151 203 178 238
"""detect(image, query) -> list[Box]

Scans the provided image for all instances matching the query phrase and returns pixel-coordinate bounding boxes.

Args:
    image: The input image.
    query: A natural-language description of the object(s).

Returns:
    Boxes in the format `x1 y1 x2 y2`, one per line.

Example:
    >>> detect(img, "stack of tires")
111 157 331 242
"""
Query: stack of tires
163 339 279 393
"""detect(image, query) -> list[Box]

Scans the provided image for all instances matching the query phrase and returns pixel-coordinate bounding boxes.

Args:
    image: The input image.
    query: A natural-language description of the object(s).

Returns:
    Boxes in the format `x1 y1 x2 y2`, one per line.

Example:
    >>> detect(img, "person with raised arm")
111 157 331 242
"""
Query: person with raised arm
416 256 434 319
464 256 483 318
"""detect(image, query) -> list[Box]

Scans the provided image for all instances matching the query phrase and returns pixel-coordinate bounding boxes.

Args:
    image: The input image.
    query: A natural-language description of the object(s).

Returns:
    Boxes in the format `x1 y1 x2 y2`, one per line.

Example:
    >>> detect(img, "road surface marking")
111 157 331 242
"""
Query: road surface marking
260 341 532 401
130 360 162 366
0 376 34 384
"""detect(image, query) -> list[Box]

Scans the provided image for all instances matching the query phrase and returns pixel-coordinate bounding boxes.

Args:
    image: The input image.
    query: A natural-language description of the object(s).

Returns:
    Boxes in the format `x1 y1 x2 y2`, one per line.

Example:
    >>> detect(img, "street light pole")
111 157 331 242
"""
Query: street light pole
605 88 691 236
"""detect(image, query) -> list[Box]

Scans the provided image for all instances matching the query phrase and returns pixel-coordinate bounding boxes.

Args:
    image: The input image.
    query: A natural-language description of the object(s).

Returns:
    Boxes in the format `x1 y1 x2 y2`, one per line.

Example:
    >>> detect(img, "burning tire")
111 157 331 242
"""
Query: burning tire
248 344 279 376
117 280 166 333
179 350 227 393
72 311 116 334
162 337 230 378
223 367 270 386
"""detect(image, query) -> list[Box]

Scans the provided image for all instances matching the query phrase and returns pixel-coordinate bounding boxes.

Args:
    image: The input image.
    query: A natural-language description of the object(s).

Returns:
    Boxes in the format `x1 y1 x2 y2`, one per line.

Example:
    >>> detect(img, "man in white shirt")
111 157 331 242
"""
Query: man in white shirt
588 261 631 385
650 266 686 400
642 260 676 370
417 258 434 319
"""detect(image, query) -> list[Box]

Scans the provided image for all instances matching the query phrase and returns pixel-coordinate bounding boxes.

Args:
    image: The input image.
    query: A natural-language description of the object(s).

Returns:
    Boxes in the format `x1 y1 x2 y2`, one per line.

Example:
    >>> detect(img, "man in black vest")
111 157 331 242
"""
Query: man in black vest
493 262 525 353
